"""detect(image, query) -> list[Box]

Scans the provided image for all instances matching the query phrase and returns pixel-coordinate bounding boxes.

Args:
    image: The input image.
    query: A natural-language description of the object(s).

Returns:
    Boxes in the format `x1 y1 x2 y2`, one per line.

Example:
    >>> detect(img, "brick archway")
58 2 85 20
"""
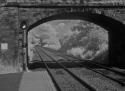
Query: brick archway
26 12 125 68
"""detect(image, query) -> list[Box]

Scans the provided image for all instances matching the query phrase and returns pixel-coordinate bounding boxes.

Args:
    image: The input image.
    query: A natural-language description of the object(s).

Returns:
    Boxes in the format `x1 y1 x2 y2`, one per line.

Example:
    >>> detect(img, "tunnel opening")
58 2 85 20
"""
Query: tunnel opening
26 12 125 69
28 20 108 64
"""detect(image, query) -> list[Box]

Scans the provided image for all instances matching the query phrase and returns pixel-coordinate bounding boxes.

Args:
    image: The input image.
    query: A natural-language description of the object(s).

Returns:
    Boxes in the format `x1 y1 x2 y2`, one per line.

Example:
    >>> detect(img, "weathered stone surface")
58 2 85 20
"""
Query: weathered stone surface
0 7 18 66
0 0 125 69
0 0 124 6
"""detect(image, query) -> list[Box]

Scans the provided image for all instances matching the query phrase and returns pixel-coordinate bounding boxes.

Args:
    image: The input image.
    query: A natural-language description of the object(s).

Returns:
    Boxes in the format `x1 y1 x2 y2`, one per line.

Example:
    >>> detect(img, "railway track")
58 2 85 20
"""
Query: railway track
35 47 96 91
41 48 125 85
42 47 125 76
30 46 125 91
39 47 125 86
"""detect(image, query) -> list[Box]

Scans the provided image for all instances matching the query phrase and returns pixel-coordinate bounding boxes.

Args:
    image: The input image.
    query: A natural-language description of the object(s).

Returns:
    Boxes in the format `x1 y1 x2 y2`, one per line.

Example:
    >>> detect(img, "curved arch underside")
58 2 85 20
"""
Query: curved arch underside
27 12 125 68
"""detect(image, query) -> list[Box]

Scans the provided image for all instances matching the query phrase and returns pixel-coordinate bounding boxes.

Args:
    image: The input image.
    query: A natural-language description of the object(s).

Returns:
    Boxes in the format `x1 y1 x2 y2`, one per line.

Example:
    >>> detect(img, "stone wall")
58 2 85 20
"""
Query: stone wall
0 7 18 66
0 0 125 69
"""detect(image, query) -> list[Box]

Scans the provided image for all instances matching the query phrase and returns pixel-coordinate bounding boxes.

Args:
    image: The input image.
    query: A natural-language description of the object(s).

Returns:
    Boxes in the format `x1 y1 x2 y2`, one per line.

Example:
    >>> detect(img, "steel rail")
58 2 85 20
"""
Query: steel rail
66 54 125 76
65 54 125 76
86 61 125 76
49 50 125 86
44 47 125 77
71 60 125 86
34 48 62 91
39 47 96 91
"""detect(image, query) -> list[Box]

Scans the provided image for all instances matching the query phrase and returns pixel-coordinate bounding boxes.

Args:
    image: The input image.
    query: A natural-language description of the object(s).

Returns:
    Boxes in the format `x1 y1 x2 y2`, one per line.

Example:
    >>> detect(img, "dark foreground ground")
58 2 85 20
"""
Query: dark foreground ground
0 68 125 91
0 71 56 91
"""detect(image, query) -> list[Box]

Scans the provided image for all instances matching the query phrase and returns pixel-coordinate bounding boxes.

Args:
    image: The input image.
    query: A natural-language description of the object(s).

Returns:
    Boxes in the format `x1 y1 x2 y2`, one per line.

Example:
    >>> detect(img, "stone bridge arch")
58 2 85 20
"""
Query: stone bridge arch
26 12 125 68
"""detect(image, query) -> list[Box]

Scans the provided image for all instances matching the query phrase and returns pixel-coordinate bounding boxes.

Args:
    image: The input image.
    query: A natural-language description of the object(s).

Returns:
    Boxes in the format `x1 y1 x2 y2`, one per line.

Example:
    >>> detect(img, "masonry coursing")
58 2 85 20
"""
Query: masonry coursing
0 0 125 68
